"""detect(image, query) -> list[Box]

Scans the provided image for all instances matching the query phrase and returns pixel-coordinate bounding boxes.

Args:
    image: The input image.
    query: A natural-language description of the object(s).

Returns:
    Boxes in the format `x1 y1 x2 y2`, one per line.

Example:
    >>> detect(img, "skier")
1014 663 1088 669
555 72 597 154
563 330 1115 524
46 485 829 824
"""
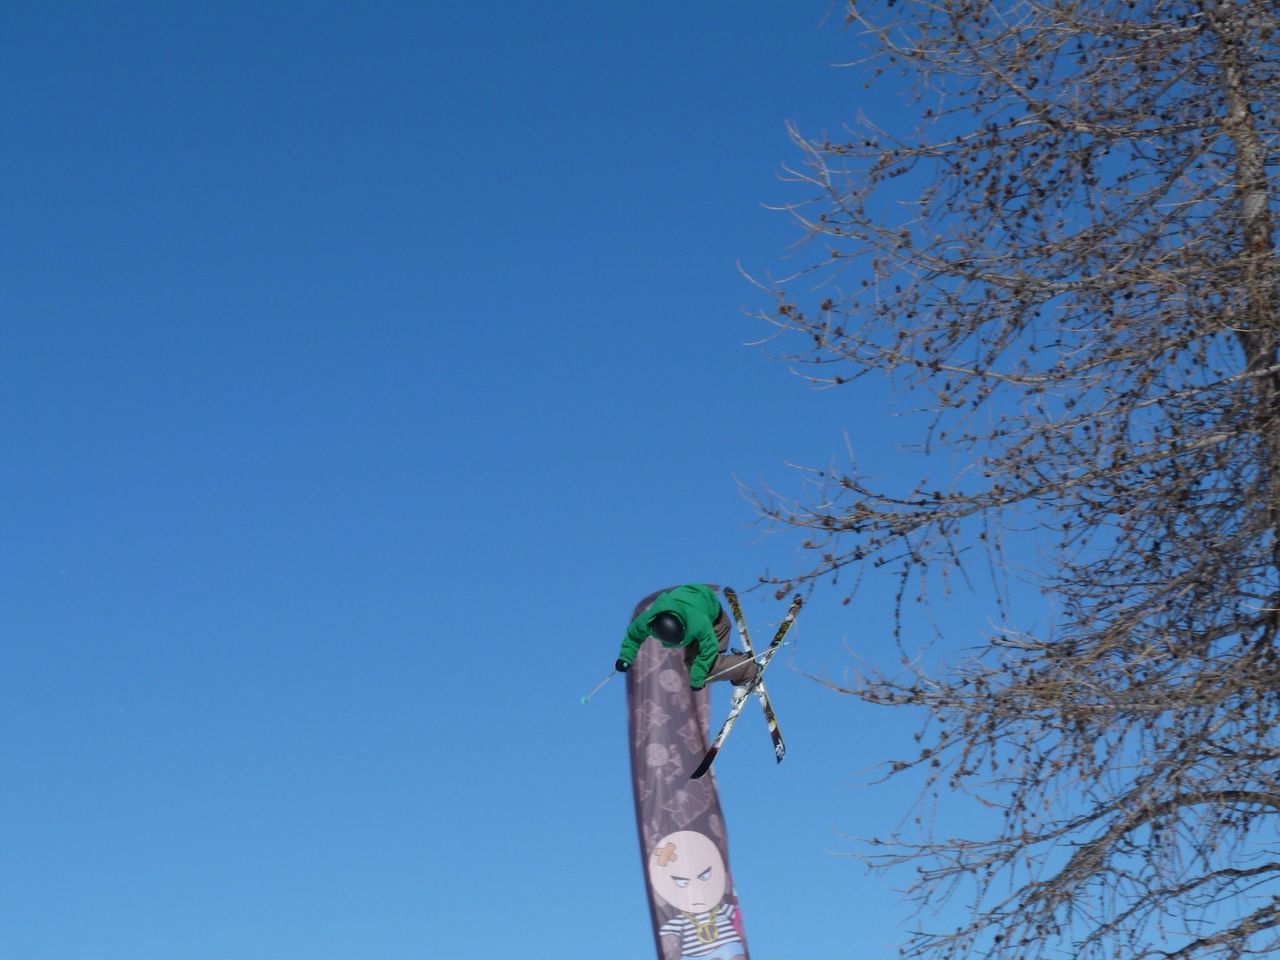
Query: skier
614 583 758 695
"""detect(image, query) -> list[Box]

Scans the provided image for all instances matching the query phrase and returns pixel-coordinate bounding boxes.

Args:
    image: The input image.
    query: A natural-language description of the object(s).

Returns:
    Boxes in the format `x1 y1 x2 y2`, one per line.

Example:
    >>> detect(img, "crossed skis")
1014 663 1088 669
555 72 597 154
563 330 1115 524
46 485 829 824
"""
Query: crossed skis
690 589 803 780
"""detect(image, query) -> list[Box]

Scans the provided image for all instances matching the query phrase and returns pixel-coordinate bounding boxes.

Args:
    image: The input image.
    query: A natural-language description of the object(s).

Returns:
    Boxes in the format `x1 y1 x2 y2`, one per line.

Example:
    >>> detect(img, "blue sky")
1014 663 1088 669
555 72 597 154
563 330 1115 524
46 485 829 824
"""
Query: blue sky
2 4 1005 958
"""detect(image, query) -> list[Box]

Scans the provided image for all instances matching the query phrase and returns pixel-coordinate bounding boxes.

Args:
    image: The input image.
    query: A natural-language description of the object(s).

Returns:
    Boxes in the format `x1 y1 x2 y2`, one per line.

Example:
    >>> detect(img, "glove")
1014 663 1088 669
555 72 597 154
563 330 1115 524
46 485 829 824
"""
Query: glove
615 658 630 673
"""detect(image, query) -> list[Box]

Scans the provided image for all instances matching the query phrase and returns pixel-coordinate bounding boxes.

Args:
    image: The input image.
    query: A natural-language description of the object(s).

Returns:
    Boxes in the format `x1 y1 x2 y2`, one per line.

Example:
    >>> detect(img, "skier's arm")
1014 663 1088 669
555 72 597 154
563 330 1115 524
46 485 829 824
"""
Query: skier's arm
687 629 719 688
617 614 650 667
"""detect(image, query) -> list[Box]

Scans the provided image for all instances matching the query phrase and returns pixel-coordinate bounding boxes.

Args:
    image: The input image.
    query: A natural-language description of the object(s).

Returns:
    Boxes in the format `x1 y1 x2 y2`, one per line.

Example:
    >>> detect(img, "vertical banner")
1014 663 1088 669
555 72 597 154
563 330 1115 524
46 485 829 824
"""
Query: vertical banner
627 586 750 960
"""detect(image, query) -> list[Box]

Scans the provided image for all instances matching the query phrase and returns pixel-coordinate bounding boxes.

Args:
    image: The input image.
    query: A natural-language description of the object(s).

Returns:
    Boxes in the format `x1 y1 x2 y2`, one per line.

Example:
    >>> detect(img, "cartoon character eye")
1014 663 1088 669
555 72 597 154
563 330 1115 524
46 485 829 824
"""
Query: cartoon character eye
674 877 689 888
698 867 712 881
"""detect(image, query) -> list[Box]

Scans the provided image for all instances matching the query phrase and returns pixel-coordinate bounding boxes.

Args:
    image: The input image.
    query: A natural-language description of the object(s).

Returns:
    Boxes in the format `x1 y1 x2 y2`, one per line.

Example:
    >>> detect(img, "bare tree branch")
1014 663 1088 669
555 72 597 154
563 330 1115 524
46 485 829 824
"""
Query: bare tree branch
753 1 1279 957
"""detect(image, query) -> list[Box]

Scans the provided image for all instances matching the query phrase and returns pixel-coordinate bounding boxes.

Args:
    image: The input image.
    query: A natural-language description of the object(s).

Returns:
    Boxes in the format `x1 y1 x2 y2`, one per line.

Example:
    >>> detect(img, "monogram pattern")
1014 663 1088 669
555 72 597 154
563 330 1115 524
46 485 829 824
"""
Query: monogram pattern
627 586 749 960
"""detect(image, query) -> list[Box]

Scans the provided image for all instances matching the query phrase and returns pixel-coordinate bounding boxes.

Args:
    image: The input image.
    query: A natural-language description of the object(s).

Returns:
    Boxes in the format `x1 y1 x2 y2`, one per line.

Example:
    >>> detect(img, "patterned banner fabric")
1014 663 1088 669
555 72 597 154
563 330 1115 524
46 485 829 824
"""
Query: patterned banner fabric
627 586 750 960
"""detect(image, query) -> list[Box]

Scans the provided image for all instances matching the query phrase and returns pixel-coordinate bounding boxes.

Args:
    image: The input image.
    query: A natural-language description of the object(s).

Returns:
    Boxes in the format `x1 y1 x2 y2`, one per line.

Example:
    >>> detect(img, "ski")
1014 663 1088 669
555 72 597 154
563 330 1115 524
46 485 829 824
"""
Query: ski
722 586 786 763
690 593 803 780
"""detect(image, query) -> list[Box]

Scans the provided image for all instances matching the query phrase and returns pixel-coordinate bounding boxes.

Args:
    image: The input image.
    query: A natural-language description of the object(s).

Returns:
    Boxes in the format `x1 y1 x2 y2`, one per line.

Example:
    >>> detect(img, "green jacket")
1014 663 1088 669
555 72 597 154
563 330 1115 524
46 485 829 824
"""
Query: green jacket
618 584 722 686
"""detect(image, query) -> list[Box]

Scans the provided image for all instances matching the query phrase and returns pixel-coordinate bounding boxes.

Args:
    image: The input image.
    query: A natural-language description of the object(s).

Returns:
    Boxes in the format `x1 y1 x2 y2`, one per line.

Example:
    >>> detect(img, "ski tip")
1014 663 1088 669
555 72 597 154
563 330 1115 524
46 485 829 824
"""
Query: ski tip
690 753 716 780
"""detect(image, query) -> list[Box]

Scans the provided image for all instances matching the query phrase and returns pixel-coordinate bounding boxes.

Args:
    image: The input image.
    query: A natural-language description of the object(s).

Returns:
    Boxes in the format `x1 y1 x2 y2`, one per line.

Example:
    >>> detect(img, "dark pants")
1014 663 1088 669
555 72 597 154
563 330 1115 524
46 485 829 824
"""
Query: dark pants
683 606 758 686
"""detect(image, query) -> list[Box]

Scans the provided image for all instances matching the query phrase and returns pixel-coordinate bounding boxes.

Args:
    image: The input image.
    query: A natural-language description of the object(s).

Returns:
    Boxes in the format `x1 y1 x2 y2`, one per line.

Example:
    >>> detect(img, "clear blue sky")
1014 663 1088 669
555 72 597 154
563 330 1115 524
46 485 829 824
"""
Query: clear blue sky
2 4 998 958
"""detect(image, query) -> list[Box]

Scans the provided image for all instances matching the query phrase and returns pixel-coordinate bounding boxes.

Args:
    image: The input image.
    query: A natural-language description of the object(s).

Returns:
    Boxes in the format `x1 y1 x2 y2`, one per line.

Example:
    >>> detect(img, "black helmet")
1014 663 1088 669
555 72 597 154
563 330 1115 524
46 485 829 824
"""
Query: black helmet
650 611 686 646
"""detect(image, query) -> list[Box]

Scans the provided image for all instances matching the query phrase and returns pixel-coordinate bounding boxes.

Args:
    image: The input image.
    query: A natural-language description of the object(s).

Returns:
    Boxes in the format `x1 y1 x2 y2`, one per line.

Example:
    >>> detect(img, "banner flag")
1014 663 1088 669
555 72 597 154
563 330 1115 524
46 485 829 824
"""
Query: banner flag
626 585 750 960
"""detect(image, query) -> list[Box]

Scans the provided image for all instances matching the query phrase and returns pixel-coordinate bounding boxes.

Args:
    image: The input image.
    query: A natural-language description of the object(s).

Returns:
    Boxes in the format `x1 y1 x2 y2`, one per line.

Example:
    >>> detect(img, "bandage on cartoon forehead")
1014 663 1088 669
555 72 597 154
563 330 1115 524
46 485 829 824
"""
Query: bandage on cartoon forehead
647 830 728 913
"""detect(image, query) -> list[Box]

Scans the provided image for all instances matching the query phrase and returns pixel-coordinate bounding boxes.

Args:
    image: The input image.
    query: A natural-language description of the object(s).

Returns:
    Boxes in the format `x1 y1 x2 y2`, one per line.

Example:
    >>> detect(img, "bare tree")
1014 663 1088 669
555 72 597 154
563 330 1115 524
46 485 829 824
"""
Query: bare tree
751 1 1279 958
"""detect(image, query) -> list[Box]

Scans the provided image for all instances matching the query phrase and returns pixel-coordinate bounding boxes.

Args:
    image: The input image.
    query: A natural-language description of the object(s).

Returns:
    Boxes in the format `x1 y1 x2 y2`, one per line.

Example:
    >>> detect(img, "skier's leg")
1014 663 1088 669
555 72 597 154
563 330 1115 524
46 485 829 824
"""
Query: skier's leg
714 606 731 653
713 653 758 686
706 607 759 686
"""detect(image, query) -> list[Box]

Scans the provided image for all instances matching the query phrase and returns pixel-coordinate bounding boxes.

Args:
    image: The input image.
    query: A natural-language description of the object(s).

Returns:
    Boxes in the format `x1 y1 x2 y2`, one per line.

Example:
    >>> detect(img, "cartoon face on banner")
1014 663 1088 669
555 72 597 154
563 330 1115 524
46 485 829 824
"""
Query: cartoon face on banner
648 830 729 914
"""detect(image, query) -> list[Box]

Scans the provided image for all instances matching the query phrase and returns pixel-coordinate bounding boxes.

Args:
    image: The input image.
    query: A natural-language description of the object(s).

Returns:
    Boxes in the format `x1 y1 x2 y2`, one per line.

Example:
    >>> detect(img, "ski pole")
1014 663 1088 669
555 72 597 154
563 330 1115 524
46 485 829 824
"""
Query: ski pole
701 637 797 684
580 670 616 704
